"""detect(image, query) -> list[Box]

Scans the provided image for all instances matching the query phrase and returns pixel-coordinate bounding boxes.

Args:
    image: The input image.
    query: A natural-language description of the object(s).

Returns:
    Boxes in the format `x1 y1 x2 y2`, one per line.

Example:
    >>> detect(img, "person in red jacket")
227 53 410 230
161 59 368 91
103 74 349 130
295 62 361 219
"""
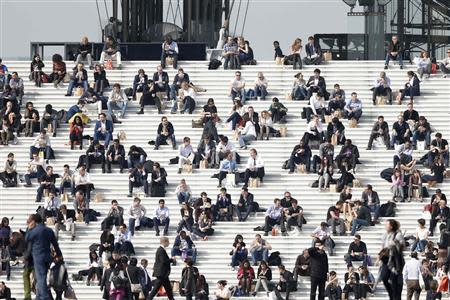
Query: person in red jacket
237 259 255 296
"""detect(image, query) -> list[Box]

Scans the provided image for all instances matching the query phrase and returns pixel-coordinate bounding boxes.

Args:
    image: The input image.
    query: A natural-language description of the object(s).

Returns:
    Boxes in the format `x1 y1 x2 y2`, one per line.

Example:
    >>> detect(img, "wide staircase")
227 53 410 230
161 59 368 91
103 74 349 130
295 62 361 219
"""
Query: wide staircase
1 59 449 299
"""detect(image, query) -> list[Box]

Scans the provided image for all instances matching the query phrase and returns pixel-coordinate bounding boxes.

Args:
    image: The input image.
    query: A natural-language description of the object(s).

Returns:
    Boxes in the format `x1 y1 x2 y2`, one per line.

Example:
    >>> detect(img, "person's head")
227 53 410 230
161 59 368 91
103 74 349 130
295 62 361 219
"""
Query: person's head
377 115 384 124
183 136 190 146
273 41 279 48
27 214 42 230
119 224 127 233
179 230 187 239
235 71 241 79
220 136 229 145
290 199 298 208
141 258 148 268
220 187 227 196
314 239 324 249
77 99 86 108
153 162 161 170
254 233 262 242
105 35 114 44
39 129 47 138
0 218 9 228
308 36 315 44
249 148 257 159
347 264 354 272
430 279 439 292
313 68 321 76
111 250 120 260
161 116 168 125
6 153 14 161
351 92 357 101
435 132 443 141
385 219 400 233
320 222 328 230
407 71 415 79
241 259 250 269
439 199 447 208
225 151 233 161
353 234 361 245
164 35 173 44
158 199 165 209
241 187 249 196
217 280 227 289
207 98 215 106
302 249 310 258
52 53 63 63
98 113 106 122
334 83 340 91
46 165 53 175
76 63 84 71
235 234 244 243
278 264 286 273
392 35 398 43
380 71 386 78
284 191 291 199
33 54 40 62
156 64 163 72
81 36 89 44
365 184 373 193
274 198 281 207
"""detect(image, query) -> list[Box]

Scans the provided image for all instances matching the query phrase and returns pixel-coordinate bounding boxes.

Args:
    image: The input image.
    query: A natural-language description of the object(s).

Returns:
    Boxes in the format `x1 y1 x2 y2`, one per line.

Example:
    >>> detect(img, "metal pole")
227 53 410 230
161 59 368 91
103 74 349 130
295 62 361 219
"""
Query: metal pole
130 0 138 41
122 0 129 42
397 0 404 41
112 0 118 20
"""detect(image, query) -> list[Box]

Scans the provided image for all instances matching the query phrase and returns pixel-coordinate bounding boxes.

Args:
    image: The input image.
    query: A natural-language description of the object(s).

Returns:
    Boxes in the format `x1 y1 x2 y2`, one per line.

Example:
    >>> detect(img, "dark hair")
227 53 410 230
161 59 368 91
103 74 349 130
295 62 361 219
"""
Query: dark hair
418 218 426 226
313 68 321 74
29 214 43 224
273 41 279 45
129 257 138 266
113 83 121 89
52 53 63 63
159 199 165 204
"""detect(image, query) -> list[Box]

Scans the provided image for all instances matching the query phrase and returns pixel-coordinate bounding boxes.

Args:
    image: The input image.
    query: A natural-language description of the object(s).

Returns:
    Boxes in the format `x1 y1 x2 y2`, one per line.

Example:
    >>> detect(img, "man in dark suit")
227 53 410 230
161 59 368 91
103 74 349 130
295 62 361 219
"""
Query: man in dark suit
274 264 296 300
93 112 113 148
153 65 170 99
308 241 329 300
148 237 176 300
306 68 327 99
139 258 152 298
304 36 323 65
236 187 254 222
25 214 62 300
151 163 168 197
242 106 260 135
429 199 450 236
367 116 390 150
335 139 360 173
154 116 176 150
128 163 149 197
55 204 76 241
214 188 233 221
132 69 148 100
127 145 147 169
288 140 312 173
361 184 380 223
106 139 125 173
85 140 106 173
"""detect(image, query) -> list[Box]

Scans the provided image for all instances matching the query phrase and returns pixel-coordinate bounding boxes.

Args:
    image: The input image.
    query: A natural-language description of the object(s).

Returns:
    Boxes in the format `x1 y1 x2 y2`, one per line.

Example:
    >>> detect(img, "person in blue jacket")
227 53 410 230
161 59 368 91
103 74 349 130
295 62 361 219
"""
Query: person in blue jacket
25 213 62 300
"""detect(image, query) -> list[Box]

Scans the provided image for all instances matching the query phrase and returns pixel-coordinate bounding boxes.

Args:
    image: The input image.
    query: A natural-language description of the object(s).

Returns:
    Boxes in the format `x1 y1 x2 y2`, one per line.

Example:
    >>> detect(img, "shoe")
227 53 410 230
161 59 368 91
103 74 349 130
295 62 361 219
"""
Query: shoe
263 232 268 236
384 65 388 70
136 109 144 114
288 171 294 174
127 194 132 197
177 168 182 174
400 65 403 69
366 147 371 150
107 169 112 173
65 94 71 97
119 169 123 173
155 232 160 236
172 145 177 150
71 236 75 241
154 147 159 150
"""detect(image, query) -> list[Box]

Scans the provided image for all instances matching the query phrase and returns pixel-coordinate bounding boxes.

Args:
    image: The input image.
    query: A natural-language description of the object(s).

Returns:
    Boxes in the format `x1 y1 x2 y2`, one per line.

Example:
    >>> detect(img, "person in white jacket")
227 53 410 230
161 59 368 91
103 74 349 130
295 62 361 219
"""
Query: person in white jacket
414 51 432 79
238 117 257 150
107 83 129 118
243 148 265 188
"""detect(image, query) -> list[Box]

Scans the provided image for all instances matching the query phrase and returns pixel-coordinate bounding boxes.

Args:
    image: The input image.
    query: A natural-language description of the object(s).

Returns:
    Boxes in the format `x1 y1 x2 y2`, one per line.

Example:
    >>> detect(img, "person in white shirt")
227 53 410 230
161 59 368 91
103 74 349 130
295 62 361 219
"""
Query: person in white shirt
107 83 129 118
264 199 286 236
254 72 268 100
238 117 256 150
403 252 422 300
73 166 94 200
243 148 264 188
29 129 53 161
311 222 334 255
303 115 324 146
153 199 170 236
214 280 231 300
216 136 236 164
43 190 61 219
306 92 327 122
113 224 135 256
76 251 103 286
171 82 196 114
128 197 151 236
160 35 179 69
175 179 192 204
229 71 246 102
414 51 432 79
54 204 76 241
438 48 450 77
371 71 392 105
410 218 428 253
177 137 195 174
259 110 274 140
23 152 46 186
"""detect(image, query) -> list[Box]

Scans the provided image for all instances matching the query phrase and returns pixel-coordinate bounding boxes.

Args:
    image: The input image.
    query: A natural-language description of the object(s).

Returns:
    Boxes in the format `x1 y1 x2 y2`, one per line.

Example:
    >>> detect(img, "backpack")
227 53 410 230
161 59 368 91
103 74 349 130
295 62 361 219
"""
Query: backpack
267 251 282 266
111 272 126 290
208 59 222 70
379 202 396 217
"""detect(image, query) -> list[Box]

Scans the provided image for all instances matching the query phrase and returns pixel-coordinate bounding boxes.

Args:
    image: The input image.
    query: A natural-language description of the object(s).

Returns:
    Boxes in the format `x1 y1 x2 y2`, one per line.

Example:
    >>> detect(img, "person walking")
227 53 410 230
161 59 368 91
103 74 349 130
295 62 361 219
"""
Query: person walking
148 237 176 300
308 240 329 300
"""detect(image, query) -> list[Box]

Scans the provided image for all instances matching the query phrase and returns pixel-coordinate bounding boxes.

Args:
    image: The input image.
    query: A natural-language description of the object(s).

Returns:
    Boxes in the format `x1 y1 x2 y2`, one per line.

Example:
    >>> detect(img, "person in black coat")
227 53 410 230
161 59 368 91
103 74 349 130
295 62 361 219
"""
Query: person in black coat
151 163 168 197
148 237 176 300
128 164 149 197
195 135 217 168
306 68 327 99
304 36 323 65
384 35 403 69
326 117 345 145
153 65 170 99
93 64 108 94
335 139 360 173
236 188 254 222
100 258 114 300
308 241 329 300
0 281 12 300
132 69 149 100
367 116 390 150
65 63 88 96
98 230 114 258
30 54 45 87
288 140 312 173
126 257 142 300
127 145 147 169
400 71 420 102
106 139 125 173
273 264 295 300
85 140 106 173
429 199 450 236
154 117 176 150
139 259 152 298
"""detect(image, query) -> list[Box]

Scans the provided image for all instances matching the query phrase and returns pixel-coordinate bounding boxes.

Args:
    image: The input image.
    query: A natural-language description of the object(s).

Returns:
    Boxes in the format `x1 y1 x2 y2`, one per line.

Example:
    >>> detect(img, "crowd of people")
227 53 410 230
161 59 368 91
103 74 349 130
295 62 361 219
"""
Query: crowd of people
0 33 449 300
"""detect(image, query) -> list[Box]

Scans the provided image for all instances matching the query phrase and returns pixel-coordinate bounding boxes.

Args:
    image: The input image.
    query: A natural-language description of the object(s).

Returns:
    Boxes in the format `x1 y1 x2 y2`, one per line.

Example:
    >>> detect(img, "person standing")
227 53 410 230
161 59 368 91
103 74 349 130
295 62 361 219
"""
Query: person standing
403 252 422 300
25 213 62 300
148 237 176 300
308 240 329 300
